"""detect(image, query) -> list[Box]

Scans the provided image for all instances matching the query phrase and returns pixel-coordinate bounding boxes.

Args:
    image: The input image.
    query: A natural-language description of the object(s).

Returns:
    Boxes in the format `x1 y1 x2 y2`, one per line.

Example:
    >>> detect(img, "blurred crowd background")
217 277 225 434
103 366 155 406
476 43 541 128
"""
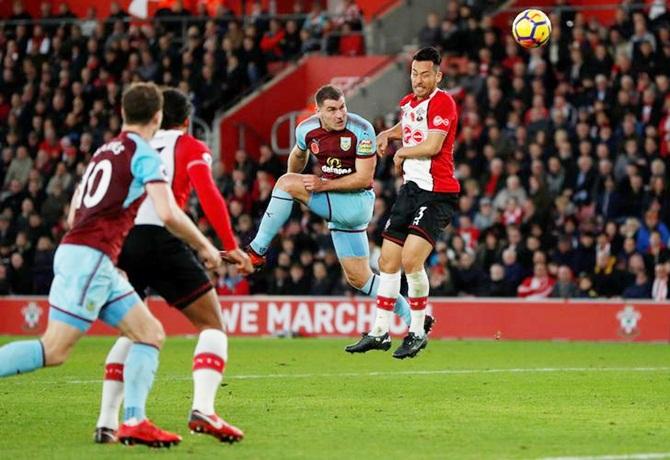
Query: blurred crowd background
1 0 669 300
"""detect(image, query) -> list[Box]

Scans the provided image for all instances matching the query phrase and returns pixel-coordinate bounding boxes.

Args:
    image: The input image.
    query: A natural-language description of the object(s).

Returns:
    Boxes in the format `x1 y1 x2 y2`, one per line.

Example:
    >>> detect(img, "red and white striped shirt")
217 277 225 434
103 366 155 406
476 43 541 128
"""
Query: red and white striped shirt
399 88 460 193
135 129 237 250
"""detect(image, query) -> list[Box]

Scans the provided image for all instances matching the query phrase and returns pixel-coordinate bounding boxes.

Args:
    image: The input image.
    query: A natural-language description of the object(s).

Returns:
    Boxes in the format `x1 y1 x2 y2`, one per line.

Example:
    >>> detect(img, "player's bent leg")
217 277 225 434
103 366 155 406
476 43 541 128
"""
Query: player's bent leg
181 289 225 331
394 234 435 359
95 336 133 443
41 313 87 366
248 173 309 260
0 315 84 377
0 339 46 377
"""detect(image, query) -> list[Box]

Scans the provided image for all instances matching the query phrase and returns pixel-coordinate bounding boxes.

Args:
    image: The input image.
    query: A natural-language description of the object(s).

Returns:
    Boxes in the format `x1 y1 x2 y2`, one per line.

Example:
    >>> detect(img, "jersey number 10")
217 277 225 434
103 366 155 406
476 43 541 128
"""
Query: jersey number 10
75 159 113 209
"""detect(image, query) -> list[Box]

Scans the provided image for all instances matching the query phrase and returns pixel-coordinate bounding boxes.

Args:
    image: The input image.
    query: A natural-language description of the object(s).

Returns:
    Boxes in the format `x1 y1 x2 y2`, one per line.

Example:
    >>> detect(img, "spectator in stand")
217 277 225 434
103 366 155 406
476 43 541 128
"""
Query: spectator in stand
592 252 627 297
483 263 514 297
493 175 527 210
622 269 652 299
4 146 33 188
215 265 251 296
260 18 286 62
517 262 555 299
0 264 10 295
575 272 598 298
310 261 333 295
285 263 310 295
31 235 54 294
636 210 670 253
549 265 579 299
651 263 670 301
453 252 487 296
7 252 31 294
419 12 442 48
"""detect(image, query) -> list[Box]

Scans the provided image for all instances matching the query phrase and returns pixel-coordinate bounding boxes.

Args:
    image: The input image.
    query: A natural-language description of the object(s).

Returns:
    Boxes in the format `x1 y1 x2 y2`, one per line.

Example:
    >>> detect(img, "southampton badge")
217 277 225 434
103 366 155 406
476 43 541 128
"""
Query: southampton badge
340 137 351 151
616 305 641 339
21 302 43 331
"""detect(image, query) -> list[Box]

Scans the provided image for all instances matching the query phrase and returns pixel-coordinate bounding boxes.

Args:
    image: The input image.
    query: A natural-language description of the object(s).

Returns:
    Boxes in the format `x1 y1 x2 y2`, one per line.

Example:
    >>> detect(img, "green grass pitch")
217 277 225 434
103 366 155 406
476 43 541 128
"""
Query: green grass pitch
0 336 668 459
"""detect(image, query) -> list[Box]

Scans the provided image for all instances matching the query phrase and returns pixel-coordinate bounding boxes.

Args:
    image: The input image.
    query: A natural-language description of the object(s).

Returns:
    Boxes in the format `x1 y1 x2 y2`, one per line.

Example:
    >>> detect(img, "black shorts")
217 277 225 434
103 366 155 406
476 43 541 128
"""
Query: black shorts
117 225 213 310
382 181 458 247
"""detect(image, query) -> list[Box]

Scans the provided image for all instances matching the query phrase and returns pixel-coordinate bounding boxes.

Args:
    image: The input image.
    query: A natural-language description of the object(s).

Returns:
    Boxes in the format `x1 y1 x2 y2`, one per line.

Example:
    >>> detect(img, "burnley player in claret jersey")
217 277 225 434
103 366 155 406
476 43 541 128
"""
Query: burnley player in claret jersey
347 47 460 359
0 83 223 448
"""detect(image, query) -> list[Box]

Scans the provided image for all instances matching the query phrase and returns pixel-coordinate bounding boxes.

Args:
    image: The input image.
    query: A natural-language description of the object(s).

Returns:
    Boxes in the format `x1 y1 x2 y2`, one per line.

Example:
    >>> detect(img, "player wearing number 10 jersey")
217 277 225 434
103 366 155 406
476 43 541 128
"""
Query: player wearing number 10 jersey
94 88 250 445
0 83 222 448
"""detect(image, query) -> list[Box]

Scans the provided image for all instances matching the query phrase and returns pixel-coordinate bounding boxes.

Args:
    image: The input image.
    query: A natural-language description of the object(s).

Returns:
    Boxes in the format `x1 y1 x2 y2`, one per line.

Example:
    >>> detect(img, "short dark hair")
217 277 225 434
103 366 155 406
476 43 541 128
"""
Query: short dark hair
412 47 441 67
161 88 192 129
315 85 344 107
122 82 163 125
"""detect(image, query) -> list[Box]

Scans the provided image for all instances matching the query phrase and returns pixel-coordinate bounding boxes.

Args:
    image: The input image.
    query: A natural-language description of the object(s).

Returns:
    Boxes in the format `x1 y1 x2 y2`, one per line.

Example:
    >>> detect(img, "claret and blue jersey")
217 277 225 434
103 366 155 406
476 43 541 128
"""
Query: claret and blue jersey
296 112 377 184
50 131 167 332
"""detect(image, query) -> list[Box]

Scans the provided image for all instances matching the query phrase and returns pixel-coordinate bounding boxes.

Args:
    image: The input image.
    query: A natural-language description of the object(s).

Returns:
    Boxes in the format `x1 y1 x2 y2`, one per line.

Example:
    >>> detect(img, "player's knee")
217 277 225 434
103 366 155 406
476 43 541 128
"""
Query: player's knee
152 322 166 348
401 252 425 274
379 254 400 274
138 318 165 349
43 342 72 367
275 174 300 196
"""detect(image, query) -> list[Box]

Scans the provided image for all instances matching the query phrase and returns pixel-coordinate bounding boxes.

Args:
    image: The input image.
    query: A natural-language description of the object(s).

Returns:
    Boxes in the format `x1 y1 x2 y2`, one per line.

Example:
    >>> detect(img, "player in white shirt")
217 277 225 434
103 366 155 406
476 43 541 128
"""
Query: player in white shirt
347 47 460 359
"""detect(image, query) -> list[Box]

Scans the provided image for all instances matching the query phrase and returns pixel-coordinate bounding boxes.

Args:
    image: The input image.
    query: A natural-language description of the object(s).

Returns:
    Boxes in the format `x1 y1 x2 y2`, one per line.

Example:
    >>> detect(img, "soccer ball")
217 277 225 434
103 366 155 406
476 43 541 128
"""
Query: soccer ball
512 9 552 48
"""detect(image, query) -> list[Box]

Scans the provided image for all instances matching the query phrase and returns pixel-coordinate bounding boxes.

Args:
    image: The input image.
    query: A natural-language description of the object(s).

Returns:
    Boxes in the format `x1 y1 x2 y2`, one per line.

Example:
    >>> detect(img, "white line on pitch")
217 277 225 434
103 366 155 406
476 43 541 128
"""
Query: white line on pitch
11 366 670 385
541 453 670 460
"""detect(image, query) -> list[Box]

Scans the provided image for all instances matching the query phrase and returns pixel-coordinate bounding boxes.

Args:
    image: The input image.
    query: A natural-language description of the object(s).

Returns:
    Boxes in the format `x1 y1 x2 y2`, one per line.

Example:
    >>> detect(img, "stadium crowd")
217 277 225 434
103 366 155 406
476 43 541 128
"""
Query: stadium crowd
227 2 670 300
1 1 670 301
0 0 363 296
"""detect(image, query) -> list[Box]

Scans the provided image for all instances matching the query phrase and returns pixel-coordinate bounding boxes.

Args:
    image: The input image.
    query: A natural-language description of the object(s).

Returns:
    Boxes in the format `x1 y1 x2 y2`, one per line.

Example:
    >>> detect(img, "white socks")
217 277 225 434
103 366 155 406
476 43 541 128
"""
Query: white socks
96 336 132 429
96 329 229 428
407 270 429 337
372 271 401 336
192 329 228 415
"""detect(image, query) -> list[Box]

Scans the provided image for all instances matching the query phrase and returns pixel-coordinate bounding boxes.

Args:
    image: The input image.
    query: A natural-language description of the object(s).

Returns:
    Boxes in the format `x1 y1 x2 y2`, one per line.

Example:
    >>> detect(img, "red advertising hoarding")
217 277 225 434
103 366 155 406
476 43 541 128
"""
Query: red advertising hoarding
1 296 669 342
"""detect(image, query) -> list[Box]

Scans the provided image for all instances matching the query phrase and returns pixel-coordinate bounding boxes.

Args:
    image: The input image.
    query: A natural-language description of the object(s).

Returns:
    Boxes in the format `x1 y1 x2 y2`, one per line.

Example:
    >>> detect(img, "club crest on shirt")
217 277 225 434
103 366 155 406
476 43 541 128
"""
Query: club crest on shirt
340 137 352 151
416 108 426 121
310 140 320 154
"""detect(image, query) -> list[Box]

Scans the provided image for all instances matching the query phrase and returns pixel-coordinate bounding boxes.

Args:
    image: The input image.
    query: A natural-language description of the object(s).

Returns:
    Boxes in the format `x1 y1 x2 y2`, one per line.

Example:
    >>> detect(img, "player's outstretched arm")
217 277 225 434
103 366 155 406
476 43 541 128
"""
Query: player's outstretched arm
188 161 238 251
145 182 222 270
188 162 253 274
287 145 309 174
303 155 375 193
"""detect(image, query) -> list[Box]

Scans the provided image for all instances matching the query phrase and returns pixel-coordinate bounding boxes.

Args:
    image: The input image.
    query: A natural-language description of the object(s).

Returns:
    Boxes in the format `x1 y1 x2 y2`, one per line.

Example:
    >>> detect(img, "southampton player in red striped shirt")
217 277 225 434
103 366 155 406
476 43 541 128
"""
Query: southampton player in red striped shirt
348 47 460 359
93 89 251 445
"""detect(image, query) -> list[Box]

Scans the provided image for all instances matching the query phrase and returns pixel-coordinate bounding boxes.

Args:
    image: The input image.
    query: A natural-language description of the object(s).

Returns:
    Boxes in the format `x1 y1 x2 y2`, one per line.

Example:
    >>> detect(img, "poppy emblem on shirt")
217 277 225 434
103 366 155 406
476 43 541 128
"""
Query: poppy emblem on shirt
310 140 319 154
340 137 352 151
433 116 449 127
358 139 373 154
